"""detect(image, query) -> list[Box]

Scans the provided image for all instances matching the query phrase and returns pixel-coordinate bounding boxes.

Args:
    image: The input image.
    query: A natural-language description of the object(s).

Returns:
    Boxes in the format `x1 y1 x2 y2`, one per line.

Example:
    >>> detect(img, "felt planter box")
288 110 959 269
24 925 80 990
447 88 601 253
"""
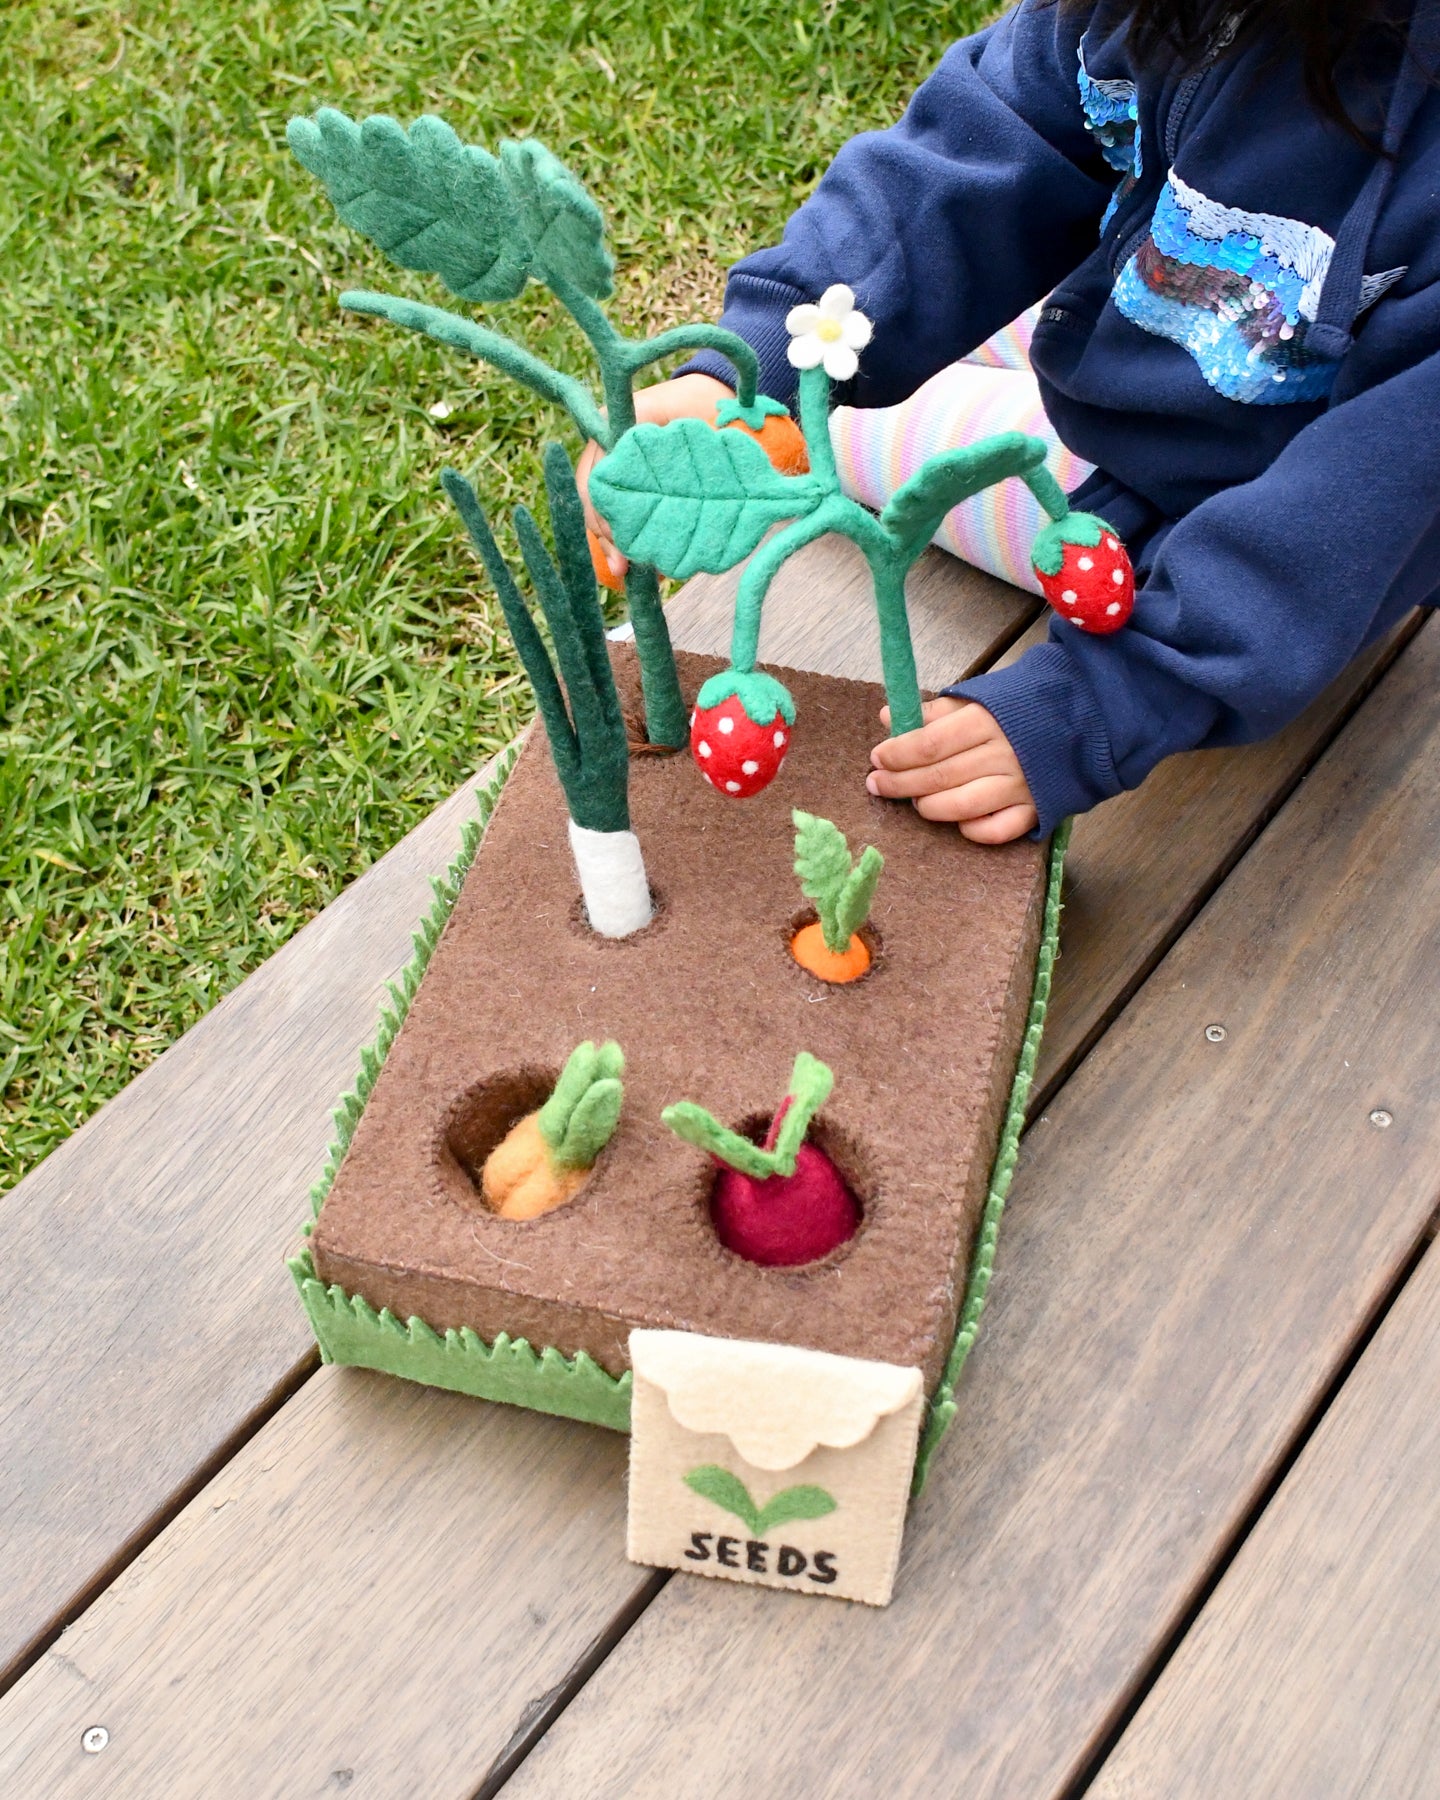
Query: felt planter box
293 649 1055 1455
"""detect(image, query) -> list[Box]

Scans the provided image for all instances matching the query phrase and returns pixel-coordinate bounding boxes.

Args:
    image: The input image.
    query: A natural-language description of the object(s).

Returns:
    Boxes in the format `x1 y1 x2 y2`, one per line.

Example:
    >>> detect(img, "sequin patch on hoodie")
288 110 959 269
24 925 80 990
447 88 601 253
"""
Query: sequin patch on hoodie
1078 43 1141 229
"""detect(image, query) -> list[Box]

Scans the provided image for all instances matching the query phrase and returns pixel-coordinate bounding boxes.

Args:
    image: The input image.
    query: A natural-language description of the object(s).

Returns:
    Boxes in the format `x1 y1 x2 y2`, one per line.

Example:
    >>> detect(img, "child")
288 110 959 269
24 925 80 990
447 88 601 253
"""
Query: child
582 0 1440 843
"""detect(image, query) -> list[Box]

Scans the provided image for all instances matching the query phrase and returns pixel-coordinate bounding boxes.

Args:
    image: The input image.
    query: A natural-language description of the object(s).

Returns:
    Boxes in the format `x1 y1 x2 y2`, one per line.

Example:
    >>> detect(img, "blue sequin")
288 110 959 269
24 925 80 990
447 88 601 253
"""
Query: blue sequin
1078 44 1141 230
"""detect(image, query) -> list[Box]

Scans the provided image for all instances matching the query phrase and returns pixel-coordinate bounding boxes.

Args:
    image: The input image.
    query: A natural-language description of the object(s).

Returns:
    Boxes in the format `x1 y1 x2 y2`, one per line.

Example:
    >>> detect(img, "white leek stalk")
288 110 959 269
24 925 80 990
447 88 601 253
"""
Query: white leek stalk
568 819 653 938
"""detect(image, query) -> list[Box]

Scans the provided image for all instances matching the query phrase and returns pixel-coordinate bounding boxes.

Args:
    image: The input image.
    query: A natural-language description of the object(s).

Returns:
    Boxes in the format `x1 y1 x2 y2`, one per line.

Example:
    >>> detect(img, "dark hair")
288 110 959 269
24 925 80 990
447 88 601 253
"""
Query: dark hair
1066 0 1411 148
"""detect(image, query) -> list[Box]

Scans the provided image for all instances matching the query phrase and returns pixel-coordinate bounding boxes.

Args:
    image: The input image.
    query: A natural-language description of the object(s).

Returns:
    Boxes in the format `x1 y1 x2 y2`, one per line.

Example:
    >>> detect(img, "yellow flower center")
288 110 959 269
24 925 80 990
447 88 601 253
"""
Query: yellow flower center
816 317 843 342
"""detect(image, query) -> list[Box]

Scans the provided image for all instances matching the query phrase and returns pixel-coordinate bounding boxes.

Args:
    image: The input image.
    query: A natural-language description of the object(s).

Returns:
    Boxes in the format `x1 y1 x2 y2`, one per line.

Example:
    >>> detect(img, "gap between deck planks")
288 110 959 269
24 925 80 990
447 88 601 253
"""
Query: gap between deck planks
0 534 1424 1795
1086 1232 1440 1800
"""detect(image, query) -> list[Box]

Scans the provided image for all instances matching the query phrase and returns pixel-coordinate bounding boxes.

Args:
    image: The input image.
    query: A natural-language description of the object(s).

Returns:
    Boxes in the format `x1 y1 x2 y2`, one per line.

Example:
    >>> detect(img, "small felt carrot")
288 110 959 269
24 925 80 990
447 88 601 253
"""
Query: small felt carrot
482 1040 624 1220
790 810 883 983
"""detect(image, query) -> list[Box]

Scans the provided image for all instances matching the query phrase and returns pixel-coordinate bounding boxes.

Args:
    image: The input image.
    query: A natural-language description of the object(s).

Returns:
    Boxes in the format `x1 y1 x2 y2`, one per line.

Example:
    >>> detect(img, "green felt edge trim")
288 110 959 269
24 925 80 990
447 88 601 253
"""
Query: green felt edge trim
289 1247 632 1431
910 815 1072 1495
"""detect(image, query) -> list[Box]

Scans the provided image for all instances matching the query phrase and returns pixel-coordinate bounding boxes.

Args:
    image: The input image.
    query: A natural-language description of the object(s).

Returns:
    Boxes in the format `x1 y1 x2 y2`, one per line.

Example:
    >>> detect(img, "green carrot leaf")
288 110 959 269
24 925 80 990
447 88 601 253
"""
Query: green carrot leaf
684 1466 761 1536
590 420 824 579
287 110 531 302
553 1077 623 1170
793 810 851 949
499 139 614 299
834 845 884 949
755 1484 838 1534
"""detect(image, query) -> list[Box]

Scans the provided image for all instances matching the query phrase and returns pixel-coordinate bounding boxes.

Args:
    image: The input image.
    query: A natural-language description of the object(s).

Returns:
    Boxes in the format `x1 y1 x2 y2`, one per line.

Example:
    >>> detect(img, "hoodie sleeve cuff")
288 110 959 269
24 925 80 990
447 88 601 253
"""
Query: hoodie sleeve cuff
671 272 810 409
942 639 1123 838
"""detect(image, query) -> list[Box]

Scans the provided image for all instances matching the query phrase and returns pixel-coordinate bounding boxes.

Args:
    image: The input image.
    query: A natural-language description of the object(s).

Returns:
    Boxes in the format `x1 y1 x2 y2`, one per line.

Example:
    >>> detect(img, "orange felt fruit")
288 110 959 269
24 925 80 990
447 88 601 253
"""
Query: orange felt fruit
790 921 871 984
725 412 810 476
587 526 626 594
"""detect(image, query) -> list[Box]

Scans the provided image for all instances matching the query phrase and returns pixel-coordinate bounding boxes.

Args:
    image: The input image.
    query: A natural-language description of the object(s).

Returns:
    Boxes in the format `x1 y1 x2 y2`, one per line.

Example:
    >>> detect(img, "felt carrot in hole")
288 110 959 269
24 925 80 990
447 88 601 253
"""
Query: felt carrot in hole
482 1041 624 1220
663 1053 859 1267
790 810 883 983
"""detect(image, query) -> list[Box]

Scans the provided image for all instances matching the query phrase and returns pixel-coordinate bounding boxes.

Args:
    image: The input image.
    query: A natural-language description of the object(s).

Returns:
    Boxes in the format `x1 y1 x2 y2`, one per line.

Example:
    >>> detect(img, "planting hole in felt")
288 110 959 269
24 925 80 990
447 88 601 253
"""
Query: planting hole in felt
438 1066 561 1209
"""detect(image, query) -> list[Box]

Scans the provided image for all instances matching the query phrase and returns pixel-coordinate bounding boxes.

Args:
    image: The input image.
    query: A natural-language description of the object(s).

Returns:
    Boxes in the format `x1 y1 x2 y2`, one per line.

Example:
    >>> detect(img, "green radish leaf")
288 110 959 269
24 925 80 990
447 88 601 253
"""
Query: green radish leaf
834 844 884 949
793 811 851 947
500 138 614 298
590 420 823 579
287 109 531 302
770 1052 833 1173
880 432 1047 550
684 1466 761 1536
662 1102 775 1180
755 1484 838 1535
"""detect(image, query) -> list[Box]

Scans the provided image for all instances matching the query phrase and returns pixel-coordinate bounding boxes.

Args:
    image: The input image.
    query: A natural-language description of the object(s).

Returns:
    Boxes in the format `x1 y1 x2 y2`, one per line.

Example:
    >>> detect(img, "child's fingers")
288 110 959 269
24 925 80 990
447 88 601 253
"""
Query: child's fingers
871 705 995 772
959 803 1039 844
878 697 966 732
912 773 1032 824
866 740 1016 800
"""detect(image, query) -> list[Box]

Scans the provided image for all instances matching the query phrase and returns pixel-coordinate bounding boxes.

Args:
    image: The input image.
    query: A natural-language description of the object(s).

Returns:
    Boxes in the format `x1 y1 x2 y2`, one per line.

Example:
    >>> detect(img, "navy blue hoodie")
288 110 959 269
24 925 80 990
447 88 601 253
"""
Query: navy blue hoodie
679 0 1440 834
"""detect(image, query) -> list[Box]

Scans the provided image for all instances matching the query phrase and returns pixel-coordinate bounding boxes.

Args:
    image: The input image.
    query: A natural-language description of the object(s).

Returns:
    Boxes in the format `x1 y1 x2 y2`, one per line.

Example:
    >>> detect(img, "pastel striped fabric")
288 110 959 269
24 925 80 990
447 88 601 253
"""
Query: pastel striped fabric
829 307 1094 595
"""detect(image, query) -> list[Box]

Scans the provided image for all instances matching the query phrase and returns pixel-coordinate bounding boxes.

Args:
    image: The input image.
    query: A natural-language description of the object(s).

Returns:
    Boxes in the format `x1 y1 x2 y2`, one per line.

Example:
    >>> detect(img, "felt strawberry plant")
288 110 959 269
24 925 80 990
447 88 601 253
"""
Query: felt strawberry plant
482 1040 624 1220
287 109 789 750
442 448 652 937
590 285 1134 788
663 1053 859 1266
791 811 883 983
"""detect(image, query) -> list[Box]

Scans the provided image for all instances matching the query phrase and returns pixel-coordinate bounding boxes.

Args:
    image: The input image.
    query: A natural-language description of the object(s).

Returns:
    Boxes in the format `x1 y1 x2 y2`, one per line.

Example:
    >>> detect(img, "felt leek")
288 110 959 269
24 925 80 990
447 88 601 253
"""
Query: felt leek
442 446 652 938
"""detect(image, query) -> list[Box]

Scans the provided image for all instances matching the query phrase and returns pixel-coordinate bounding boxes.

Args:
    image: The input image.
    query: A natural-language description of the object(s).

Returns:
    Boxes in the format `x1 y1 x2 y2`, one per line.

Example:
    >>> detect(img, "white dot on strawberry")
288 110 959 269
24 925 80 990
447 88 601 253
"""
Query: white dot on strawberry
1062 589 1077 604
1107 601 1122 615
741 760 759 775
1111 567 1125 585
718 716 734 734
773 731 785 748
697 740 711 757
1106 537 1118 550
726 780 741 793
1078 556 1094 571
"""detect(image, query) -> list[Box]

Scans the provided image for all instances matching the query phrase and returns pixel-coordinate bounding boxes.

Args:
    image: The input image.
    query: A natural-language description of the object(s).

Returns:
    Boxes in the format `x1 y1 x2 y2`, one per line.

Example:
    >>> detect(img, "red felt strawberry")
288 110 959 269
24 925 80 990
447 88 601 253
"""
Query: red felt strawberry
1032 513 1135 634
690 669 796 799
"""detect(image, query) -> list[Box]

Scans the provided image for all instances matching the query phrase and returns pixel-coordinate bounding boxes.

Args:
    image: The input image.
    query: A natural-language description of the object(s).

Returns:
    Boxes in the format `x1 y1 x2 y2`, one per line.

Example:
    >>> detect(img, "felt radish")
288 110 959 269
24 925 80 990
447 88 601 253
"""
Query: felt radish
690 669 795 799
790 810 883 983
663 1053 858 1266
482 1041 624 1220
1031 513 1135 633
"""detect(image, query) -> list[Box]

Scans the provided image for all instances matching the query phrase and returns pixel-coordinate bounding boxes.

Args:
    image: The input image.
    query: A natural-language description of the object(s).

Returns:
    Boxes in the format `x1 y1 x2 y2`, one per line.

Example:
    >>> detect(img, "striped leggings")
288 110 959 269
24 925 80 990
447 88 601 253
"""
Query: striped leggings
828 306 1093 596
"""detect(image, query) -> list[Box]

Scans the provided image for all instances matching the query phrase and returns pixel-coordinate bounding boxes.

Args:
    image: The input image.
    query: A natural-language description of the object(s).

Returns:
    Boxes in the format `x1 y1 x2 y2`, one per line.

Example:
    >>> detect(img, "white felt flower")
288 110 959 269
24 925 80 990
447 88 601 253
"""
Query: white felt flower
785 284 873 381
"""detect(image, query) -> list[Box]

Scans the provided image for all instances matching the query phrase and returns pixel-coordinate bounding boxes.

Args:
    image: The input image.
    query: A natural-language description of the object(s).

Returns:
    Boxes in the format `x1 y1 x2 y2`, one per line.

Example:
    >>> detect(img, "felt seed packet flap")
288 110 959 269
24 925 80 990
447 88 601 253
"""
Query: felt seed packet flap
627 1330 925 1607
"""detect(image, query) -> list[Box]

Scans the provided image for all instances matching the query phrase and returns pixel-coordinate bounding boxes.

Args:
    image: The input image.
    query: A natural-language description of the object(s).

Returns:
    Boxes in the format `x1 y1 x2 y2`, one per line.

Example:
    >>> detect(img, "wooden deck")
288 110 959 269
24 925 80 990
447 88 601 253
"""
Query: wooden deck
2 538 1436 1798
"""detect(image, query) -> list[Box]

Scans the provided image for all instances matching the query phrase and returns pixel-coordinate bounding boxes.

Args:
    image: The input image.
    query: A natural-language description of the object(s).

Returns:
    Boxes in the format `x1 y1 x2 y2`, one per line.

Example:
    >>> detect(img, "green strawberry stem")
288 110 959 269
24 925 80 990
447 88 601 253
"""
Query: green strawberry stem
1022 463 1073 526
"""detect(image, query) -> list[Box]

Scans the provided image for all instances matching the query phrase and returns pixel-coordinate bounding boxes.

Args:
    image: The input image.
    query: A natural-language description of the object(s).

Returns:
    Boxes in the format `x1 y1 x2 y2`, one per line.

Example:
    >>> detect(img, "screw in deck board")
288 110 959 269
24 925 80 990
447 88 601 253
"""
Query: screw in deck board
1204 1023 1227 1043
81 1727 109 1754
1369 1108 1394 1128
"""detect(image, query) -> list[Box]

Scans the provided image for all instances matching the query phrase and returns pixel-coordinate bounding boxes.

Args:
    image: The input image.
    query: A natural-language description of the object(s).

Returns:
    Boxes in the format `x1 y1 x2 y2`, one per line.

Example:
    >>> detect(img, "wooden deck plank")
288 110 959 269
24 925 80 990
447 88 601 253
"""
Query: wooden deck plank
495 619 1440 1800
0 1369 644 1798
1088 1239 1440 1800
0 760 503 1687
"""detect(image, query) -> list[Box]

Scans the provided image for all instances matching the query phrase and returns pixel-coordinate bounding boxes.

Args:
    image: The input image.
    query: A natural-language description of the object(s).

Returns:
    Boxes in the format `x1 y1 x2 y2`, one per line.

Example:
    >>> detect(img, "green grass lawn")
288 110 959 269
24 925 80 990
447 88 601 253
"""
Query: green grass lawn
0 0 991 1190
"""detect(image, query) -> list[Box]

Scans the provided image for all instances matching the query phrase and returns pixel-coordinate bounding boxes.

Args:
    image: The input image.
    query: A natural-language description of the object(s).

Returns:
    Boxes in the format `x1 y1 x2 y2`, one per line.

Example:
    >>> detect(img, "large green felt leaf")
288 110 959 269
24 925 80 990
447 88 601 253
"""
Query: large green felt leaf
590 420 822 579
287 109 531 302
500 139 614 299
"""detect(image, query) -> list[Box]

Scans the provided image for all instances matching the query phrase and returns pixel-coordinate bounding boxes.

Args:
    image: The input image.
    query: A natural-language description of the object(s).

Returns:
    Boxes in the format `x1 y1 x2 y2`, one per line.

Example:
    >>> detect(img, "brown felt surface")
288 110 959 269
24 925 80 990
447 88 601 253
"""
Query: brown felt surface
311 650 1046 1388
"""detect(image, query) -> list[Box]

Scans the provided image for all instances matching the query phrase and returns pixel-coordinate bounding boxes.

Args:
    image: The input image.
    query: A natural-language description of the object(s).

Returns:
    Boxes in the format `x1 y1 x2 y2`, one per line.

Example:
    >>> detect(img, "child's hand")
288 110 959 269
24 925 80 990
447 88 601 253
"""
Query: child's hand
577 372 735 584
867 698 1037 844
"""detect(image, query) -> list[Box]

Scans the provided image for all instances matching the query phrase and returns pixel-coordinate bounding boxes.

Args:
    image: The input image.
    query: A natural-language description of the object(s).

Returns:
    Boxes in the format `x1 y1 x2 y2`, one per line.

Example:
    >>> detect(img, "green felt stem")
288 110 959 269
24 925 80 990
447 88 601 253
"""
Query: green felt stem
662 1052 833 1181
340 290 608 444
795 362 840 491
622 562 688 748
770 1053 833 1167
911 816 1073 1493
730 493 852 673
622 325 762 409
868 553 924 737
1023 463 1073 524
